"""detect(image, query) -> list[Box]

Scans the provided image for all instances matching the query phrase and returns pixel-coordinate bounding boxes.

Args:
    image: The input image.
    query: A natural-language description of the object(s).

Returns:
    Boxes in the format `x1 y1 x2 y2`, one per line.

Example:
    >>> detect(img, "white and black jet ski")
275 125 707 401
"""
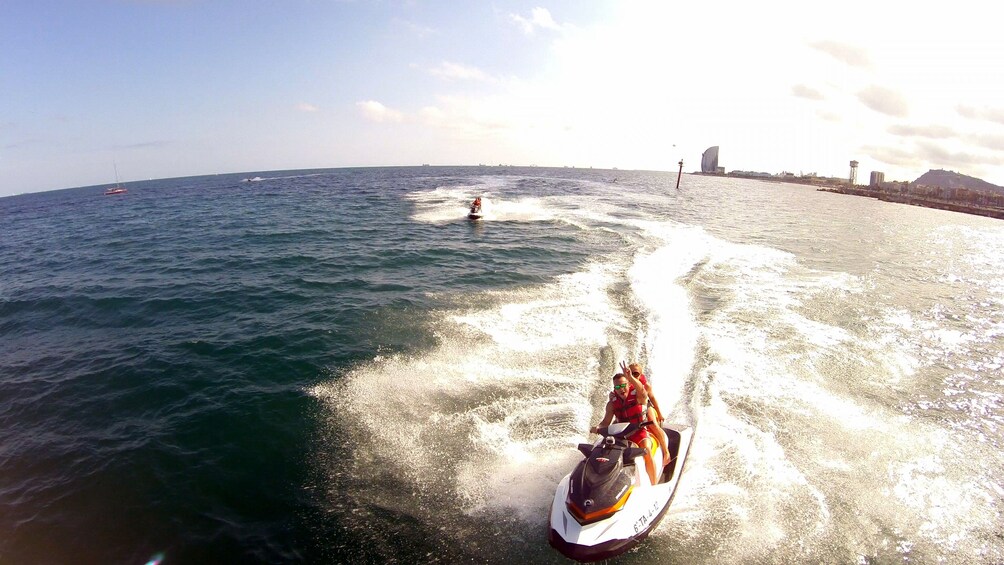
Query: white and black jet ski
468 203 483 220
548 421 694 562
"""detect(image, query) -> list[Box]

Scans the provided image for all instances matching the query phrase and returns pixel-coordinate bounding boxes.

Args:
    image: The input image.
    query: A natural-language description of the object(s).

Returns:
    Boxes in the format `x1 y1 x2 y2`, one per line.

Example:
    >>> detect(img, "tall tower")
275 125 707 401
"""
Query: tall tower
849 160 859 185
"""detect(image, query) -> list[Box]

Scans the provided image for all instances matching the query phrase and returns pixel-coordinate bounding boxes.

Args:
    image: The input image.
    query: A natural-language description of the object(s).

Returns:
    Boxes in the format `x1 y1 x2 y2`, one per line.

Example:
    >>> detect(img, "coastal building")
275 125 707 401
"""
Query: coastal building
849 161 859 185
730 170 771 178
870 171 885 186
701 146 720 174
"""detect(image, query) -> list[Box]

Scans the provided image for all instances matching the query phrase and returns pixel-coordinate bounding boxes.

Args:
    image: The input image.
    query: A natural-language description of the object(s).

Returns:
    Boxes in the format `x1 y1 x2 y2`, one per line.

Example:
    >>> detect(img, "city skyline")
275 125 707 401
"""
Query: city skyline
3 0 1004 197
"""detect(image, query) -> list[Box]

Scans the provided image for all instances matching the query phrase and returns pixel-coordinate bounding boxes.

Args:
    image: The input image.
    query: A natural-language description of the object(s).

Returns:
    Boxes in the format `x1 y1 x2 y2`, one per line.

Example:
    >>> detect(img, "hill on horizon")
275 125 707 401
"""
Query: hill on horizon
914 169 1004 194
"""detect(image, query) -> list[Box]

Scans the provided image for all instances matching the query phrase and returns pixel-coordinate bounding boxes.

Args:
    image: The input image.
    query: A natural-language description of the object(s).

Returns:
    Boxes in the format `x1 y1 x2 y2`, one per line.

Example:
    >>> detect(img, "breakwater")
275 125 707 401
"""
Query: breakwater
818 186 1004 220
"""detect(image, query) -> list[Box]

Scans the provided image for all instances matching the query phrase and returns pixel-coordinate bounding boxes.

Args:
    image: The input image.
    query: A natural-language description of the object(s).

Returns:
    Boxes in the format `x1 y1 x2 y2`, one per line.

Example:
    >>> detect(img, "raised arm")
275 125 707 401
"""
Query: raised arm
620 361 648 406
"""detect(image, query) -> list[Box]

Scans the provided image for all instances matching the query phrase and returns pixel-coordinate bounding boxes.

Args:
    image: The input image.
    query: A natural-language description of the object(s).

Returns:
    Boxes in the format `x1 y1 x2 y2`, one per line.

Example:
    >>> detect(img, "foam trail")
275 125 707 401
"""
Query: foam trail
627 221 708 413
405 177 550 224
311 261 634 522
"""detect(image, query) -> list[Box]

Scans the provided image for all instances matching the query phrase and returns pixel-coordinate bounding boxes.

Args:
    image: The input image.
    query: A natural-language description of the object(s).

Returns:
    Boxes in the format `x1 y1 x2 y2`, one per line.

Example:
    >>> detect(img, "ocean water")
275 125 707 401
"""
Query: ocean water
1 166 1002 564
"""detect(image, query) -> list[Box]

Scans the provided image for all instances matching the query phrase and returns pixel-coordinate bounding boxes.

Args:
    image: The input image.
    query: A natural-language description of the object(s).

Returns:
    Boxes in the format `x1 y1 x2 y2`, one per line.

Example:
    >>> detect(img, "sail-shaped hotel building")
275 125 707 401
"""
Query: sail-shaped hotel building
701 146 720 173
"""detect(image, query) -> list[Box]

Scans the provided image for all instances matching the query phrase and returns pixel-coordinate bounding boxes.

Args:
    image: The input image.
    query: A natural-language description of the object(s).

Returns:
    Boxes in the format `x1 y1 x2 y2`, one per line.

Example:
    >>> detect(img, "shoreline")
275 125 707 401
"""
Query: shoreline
815 186 1004 221
707 172 1004 222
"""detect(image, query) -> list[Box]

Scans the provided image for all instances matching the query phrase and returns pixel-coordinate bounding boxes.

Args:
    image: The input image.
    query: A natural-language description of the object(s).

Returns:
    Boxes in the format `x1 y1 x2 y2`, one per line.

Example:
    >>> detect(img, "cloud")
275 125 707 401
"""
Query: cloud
510 7 563 35
913 140 997 166
791 84 824 100
957 104 1004 125
399 19 436 39
419 98 500 133
4 137 44 150
857 85 909 117
868 139 1003 172
863 144 924 169
817 110 842 122
297 102 320 113
887 124 955 139
356 100 404 123
866 140 1004 181
124 0 195 5
110 140 172 150
969 133 1004 152
809 40 871 67
428 61 496 82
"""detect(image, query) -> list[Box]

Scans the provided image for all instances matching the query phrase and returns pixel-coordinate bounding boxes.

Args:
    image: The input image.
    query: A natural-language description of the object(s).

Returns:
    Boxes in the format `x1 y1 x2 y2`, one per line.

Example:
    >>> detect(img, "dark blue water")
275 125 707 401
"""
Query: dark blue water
0 167 611 564
2 167 1003 564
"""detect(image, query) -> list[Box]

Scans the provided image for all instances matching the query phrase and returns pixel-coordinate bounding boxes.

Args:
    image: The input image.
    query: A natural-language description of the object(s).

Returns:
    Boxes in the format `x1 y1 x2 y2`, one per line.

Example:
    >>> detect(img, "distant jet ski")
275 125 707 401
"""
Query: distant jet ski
548 421 694 562
468 197 483 219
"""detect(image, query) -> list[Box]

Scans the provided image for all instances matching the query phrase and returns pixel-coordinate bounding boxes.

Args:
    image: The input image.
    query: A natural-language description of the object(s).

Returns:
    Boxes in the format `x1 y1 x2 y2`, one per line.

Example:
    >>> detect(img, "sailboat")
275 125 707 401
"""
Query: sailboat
104 163 128 195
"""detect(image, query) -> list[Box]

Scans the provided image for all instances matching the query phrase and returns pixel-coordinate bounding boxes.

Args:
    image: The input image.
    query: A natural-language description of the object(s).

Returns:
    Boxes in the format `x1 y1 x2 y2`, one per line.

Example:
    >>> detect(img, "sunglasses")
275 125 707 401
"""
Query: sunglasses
631 371 641 376
613 383 628 390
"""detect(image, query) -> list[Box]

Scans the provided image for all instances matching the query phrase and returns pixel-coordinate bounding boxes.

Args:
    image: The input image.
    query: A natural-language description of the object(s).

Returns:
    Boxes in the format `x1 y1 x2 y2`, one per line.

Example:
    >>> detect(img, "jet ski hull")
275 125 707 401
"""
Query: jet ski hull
548 424 694 562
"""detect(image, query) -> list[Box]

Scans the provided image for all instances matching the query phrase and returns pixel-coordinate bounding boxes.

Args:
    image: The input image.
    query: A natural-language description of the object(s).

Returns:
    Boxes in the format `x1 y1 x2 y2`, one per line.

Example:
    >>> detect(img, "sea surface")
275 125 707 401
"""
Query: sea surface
2 166 1003 564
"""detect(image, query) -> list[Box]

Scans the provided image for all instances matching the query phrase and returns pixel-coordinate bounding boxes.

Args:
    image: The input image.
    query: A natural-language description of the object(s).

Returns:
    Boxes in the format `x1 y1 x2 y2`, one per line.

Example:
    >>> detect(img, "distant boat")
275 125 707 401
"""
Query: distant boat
241 176 263 182
104 163 128 195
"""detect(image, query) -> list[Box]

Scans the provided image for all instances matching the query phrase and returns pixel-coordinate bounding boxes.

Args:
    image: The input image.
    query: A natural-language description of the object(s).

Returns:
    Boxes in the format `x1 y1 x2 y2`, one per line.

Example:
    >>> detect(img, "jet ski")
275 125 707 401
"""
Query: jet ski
468 203 483 220
548 420 694 562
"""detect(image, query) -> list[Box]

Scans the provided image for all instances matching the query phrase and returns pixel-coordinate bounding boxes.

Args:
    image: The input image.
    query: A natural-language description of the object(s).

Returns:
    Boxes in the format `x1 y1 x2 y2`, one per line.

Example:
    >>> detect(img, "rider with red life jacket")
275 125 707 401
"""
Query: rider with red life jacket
590 362 658 484
626 362 671 467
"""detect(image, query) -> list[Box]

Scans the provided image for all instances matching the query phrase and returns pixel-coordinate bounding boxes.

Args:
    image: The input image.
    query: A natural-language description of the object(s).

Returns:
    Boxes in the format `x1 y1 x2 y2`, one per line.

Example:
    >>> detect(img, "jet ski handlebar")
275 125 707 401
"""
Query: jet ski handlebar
595 420 657 439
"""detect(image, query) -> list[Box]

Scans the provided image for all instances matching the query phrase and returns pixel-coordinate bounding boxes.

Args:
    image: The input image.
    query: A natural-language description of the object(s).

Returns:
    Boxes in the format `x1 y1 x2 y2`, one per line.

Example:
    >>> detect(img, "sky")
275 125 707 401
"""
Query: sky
3 0 1004 196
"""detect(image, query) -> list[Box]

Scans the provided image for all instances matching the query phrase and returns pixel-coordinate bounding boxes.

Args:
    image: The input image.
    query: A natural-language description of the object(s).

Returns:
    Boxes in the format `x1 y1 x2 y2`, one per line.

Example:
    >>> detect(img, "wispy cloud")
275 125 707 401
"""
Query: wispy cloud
417 95 512 138
399 19 436 39
356 100 404 123
914 140 1000 166
124 0 197 5
857 85 908 117
957 104 1004 125
968 133 1004 152
887 124 955 138
110 140 172 150
865 140 1004 180
791 84 824 100
863 144 924 170
809 40 871 68
510 7 564 35
4 137 44 150
297 102 320 113
428 61 496 82
817 110 842 122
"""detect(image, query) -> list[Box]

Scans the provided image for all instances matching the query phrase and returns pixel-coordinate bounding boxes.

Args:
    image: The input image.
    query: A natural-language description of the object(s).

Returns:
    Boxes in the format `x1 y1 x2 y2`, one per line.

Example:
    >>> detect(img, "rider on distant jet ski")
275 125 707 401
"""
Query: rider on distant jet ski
470 197 482 213
590 361 659 485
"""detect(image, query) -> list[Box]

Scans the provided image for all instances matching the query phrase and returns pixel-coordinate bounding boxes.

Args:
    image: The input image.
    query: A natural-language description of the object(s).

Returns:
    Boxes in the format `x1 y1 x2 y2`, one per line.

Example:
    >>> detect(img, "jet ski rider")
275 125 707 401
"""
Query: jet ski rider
590 361 659 485
471 197 482 213
627 362 671 468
